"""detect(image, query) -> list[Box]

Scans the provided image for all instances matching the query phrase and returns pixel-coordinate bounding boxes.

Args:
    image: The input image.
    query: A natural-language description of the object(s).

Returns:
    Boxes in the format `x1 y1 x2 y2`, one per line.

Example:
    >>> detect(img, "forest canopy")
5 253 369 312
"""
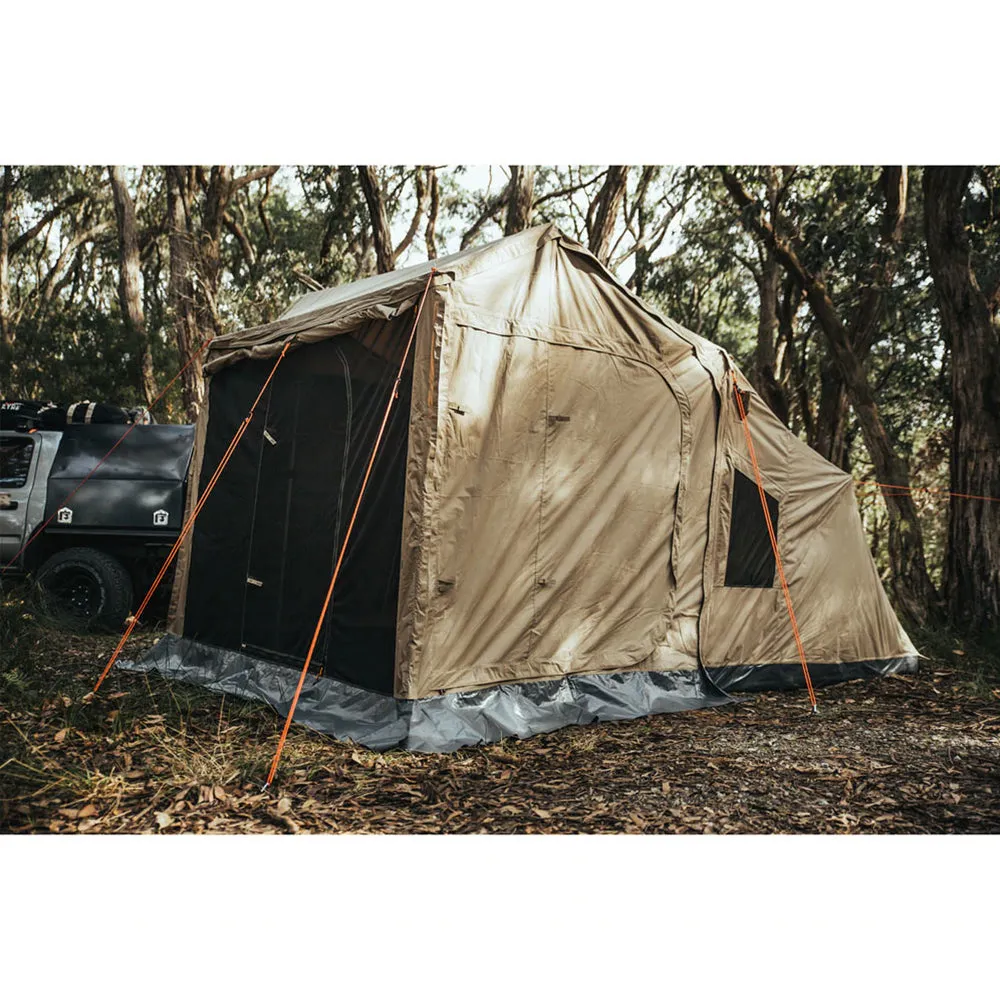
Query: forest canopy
1 164 998 634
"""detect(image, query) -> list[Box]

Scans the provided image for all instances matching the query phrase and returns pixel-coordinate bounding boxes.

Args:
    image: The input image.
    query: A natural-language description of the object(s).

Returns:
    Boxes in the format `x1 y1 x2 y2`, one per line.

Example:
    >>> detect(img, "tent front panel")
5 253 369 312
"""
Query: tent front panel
182 324 413 695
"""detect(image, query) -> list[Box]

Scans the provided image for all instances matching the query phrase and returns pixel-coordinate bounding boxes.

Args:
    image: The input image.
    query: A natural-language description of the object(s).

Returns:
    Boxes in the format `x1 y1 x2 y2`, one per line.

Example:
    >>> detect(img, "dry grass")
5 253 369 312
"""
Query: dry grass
2 584 999 835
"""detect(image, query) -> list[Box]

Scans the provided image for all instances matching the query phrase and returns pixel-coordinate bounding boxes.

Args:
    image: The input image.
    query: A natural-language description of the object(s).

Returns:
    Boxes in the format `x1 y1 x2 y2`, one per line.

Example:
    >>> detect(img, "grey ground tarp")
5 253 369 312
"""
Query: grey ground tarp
122 634 733 752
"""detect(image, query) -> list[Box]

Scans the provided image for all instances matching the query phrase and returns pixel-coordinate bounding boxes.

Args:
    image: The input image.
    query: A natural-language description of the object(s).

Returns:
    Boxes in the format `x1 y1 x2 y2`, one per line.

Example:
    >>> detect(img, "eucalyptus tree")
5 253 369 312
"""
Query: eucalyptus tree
924 166 1000 631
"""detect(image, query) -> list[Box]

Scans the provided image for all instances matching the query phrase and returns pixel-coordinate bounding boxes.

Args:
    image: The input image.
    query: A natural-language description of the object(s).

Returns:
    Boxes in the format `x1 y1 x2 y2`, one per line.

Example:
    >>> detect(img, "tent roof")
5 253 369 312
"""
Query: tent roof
204 224 563 374
280 226 560 319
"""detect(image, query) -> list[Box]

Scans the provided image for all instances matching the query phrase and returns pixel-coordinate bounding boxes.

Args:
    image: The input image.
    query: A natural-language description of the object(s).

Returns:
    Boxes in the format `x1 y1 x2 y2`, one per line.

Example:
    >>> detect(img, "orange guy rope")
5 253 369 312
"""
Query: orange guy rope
263 270 436 790
731 374 818 712
854 480 1000 504
2 337 213 574
93 341 291 693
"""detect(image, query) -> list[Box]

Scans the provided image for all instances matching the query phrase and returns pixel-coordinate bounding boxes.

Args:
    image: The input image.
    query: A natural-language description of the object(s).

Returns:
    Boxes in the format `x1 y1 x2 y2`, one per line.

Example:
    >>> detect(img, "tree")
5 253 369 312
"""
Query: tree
0 166 12 370
588 165 629 264
357 165 395 274
109 166 156 406
425 167 440 258
357 166 434 273
165 167 204 421
504 166 535 235
924 167 1000 631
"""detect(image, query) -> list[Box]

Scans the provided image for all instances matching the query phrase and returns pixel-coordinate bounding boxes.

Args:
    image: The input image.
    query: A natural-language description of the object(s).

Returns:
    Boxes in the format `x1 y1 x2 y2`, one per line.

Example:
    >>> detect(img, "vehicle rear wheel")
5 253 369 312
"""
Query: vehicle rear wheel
35 547 133 631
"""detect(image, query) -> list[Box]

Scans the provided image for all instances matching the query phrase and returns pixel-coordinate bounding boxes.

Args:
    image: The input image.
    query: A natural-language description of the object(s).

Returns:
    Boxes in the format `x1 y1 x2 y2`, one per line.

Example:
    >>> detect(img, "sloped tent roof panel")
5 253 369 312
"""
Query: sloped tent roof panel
203 225 567 374
202 224 723 377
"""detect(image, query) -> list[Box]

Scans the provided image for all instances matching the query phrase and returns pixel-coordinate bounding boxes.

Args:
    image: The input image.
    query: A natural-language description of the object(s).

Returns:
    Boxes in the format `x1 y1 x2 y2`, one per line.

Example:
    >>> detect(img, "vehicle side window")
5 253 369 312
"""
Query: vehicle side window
724 468 779 588
0 439 35 488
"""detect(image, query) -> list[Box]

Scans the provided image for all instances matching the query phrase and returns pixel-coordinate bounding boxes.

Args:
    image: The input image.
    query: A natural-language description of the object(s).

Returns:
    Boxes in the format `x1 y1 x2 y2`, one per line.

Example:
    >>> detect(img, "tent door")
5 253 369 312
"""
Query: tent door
239 364 350 666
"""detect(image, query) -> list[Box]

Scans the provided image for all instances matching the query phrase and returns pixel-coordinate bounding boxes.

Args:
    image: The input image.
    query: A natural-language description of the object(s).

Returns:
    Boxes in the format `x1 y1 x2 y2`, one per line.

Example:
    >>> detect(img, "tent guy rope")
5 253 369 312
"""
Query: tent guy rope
730 372 818 712
2 336 213 575
262 269 437 790
93 341 291 693
854 480 1000 504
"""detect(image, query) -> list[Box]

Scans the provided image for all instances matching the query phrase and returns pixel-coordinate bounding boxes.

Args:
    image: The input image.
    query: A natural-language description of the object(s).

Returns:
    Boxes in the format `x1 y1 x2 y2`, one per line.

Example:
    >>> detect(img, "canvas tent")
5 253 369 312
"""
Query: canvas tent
128 223 918 751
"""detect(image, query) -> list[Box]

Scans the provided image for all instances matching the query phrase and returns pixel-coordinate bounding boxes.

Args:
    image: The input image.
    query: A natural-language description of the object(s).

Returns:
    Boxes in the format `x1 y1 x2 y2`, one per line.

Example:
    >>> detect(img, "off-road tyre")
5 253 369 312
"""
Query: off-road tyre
35 547 134 631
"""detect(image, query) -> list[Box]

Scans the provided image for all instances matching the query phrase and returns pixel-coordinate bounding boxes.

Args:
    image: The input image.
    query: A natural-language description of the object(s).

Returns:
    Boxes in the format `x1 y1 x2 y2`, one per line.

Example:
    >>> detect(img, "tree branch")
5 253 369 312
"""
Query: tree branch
223 211 256 268
9 190 87 256
460 185 509 250
357 165 394 273
230 166 279 192
425 167 440 259
392 168 428 264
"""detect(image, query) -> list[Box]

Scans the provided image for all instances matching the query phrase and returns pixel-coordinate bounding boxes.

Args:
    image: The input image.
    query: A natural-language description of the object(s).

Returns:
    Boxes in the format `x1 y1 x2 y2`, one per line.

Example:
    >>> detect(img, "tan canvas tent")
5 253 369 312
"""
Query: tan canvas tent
129 224 917 750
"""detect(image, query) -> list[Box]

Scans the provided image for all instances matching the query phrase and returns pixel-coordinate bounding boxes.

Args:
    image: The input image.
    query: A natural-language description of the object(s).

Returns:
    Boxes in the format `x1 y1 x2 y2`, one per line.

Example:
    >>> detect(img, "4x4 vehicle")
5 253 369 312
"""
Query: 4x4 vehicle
1 412 195 629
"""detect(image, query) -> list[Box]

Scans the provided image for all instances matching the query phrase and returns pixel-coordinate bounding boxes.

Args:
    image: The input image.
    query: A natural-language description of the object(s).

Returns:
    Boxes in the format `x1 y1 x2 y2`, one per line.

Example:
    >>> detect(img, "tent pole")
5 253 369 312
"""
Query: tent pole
93 341 292 693
262 270 437 790
730 371 818 712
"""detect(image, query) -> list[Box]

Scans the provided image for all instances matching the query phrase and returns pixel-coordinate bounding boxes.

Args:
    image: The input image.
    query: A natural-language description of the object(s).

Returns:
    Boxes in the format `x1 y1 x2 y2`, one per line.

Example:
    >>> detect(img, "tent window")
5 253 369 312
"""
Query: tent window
724 469 779 588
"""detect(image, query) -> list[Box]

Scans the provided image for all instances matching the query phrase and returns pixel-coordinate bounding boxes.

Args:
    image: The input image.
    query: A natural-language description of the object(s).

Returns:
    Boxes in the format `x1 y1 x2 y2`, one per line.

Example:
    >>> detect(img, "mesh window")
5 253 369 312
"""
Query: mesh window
183 329 410 696
724 469 779 588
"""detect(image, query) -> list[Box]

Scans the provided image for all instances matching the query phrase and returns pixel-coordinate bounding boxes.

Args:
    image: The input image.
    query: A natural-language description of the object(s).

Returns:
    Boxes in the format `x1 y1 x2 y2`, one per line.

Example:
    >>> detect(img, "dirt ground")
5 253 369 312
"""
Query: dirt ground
1 605 998 834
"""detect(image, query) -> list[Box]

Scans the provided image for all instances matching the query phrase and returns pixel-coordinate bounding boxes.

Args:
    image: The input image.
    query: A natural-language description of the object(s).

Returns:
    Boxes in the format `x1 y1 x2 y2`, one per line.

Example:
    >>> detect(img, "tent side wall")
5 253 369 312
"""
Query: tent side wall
396 238 722 700
698 378 918 678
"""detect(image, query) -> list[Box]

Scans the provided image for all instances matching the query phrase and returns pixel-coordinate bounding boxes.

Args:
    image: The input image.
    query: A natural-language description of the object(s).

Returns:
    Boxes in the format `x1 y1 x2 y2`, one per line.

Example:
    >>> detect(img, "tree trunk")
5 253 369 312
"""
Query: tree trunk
752 252 791 425
924 166 1000 632
751 170 791 425
504 165 535 235
109 166 156 407
0 166 12 372
589 166 629 264
390 169 428 264
778 276 811 438
166 167 204 422
357 166 394 273
425 167 440 259
720 166 939 624
814 359 850 468
196 166 234 338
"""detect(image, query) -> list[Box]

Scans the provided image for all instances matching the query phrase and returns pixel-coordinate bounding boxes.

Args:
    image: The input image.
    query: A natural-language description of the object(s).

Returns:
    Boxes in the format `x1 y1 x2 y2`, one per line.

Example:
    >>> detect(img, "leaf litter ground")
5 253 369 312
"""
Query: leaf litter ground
2 609 998 834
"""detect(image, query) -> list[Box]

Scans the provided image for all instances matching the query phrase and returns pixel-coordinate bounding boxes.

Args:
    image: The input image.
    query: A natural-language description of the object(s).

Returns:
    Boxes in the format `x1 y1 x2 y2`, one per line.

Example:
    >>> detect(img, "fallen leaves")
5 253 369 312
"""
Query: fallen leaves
1 614 999 836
